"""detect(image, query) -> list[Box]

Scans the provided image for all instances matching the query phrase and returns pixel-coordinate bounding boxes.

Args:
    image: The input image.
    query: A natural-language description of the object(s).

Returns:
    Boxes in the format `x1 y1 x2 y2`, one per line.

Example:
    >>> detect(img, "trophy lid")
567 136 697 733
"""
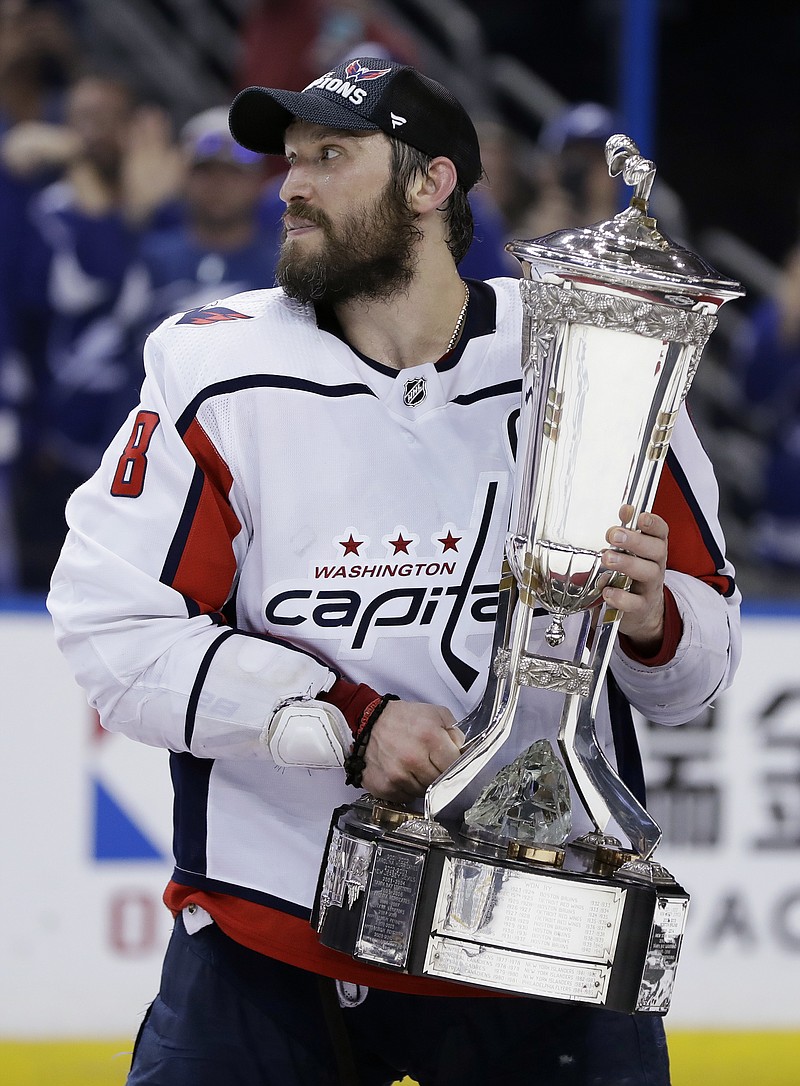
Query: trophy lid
507 135 744 302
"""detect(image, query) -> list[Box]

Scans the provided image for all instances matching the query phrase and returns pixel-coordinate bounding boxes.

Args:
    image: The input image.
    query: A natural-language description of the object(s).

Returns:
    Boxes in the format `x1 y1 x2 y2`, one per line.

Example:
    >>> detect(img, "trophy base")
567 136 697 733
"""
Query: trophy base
312 799 688 1015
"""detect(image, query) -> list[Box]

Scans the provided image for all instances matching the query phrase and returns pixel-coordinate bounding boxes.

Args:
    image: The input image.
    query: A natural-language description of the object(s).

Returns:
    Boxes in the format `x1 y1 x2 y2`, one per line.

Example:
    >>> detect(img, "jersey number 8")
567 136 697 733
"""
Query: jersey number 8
111 411 160 498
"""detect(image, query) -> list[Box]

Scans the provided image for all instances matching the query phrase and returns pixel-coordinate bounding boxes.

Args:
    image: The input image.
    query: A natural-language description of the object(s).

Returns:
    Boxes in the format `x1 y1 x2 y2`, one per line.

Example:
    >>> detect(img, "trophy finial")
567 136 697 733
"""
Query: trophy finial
605 134 656 212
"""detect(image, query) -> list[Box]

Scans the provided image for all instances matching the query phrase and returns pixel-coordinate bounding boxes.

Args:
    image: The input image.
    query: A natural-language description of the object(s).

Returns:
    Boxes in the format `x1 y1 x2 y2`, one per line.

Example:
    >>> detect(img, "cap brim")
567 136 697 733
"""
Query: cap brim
229 86 381 155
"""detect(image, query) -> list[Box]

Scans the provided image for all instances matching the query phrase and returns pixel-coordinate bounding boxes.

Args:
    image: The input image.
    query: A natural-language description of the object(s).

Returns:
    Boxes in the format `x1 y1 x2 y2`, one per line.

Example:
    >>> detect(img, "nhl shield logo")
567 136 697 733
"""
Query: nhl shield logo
403 376 427 407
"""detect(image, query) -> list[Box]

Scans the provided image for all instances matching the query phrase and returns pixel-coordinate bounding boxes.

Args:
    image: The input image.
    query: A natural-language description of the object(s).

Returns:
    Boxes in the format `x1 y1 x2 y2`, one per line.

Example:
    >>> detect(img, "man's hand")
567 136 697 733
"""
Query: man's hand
601 505 669 656
1 121 79 178
120 107 184 226
361 701 466 803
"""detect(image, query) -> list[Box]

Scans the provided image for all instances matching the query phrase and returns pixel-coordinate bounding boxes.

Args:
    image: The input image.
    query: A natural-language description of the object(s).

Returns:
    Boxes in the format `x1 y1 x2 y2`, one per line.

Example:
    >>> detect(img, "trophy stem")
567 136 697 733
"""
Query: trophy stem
424 595 534 822
557 615 662 859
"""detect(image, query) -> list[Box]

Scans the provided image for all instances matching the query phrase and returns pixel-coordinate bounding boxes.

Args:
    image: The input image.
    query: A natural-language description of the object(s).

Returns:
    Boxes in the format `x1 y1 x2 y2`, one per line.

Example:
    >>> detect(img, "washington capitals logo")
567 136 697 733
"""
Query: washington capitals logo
177 305 253 326
345 60 393 82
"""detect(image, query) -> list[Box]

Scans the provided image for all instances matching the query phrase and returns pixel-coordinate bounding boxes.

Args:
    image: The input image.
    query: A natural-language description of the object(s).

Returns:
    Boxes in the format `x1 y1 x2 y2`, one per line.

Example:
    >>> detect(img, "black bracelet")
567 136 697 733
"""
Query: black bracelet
343 693 399 788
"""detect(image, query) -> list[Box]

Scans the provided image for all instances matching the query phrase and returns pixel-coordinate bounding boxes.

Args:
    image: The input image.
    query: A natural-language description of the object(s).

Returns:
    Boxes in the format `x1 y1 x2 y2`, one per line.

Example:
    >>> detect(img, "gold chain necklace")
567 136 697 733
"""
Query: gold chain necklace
444 281 470 354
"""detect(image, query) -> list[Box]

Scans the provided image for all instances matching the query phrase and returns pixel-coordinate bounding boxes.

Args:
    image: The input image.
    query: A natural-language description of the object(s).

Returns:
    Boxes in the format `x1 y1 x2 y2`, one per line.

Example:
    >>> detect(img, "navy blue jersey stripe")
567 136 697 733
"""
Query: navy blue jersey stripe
169 752 215 878
182 593 201 618
440 479 499 692
606 671 647 806
169 868 311 921
185 628 237 749
161 465 205 590
666 448 737 597
452 379 522 406
507 406 520 459
314 277 499 376
241 627 333 671
176 375 377 436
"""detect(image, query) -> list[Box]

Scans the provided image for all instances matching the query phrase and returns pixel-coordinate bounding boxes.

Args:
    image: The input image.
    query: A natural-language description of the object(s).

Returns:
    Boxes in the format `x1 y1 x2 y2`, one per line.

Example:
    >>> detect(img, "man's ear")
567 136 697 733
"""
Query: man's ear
409 156 458 214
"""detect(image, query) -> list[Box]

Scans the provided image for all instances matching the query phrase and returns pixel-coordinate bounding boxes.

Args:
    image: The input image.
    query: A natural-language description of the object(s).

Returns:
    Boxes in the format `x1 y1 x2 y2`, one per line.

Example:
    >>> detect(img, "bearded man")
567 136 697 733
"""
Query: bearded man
48 58 740 1086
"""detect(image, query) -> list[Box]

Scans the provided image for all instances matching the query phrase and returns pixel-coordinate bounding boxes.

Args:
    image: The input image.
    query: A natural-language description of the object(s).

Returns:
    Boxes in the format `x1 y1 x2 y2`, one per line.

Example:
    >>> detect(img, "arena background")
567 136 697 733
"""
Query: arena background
2 1 799 1084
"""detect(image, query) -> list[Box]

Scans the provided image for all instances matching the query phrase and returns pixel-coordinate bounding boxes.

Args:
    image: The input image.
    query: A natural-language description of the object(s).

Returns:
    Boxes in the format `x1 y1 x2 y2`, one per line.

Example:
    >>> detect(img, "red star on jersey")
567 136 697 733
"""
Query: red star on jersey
389 533 413 554
438 531 461 553
340 534 364 556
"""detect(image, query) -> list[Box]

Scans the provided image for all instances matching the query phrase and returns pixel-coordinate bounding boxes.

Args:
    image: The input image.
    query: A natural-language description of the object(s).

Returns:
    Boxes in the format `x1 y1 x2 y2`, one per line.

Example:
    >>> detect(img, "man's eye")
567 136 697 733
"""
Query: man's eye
320 147 340 161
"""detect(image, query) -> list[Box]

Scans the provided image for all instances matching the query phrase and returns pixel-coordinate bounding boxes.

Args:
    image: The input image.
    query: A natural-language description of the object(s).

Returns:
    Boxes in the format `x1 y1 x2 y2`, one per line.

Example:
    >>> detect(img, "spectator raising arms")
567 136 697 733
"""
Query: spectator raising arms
3 74 182 587
138 107 274 333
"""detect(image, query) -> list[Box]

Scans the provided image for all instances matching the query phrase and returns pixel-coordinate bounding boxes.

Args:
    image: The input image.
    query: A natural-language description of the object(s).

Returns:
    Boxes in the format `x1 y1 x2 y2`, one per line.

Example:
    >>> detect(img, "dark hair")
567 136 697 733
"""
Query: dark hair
389 139 475 266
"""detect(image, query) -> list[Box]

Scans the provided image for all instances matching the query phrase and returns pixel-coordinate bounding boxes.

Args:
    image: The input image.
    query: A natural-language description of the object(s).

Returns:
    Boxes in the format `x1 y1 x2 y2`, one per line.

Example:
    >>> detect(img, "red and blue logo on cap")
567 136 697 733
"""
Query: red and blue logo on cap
344 59 393 82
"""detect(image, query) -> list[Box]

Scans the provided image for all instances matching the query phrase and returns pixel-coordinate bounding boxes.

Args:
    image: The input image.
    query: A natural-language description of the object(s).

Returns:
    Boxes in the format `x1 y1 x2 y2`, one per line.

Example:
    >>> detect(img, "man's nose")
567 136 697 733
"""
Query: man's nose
279 163 313 204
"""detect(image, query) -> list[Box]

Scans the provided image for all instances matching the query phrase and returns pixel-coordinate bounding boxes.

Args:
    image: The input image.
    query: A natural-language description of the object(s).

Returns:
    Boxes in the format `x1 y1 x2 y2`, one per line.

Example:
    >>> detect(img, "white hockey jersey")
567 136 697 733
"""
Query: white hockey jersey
48 277 741 986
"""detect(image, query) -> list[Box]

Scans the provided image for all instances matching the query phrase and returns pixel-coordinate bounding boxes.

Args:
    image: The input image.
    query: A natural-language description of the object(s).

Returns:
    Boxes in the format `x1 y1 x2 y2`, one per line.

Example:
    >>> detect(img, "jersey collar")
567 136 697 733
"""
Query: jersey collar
314 278 498 378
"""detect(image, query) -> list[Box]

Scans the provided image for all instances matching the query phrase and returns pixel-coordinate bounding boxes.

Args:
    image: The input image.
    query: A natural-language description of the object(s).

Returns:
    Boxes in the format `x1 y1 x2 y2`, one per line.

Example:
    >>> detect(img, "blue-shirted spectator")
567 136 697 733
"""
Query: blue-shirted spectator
0 0 78 138
138 107 275 332
6 73 182 587
732 243 800 571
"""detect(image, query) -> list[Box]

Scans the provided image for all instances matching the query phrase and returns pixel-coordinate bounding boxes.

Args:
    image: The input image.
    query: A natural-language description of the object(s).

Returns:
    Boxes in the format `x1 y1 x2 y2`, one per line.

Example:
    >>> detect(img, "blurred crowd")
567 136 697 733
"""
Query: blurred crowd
0 0 796 595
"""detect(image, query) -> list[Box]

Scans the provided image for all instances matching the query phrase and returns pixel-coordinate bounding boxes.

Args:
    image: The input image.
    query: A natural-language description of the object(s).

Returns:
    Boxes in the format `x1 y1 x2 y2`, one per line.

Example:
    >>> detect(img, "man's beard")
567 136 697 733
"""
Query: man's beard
276 181 422 306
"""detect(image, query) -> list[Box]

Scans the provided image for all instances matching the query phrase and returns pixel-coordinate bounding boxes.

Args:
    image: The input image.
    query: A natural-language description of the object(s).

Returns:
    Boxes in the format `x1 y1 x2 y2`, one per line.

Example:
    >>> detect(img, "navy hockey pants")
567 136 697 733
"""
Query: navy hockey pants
126 915 671 1086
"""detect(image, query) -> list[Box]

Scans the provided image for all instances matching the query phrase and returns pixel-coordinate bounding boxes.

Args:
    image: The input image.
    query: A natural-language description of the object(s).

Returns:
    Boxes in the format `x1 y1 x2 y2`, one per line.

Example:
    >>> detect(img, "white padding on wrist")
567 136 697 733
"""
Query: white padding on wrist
267 700 351 768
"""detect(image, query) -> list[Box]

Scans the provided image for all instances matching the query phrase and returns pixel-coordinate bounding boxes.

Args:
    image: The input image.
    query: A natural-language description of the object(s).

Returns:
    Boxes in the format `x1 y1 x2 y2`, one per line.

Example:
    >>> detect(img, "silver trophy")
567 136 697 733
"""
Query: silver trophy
313 136 742 1013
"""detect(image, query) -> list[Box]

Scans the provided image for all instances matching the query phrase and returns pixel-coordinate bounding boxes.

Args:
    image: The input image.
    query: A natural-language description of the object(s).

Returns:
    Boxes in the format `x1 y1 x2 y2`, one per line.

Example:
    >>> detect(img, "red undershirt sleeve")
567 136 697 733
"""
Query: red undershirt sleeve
320 677 382 736
617 586 683 667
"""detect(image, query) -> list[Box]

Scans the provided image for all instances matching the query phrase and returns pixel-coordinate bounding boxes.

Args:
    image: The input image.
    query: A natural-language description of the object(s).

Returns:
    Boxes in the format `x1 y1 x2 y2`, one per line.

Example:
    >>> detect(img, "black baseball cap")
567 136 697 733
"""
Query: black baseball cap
229 57 482 190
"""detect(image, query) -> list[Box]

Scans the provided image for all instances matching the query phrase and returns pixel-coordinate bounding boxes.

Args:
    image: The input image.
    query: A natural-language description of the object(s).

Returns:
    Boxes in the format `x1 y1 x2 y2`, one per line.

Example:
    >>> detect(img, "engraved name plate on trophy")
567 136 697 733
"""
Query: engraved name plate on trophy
313 136 743 1014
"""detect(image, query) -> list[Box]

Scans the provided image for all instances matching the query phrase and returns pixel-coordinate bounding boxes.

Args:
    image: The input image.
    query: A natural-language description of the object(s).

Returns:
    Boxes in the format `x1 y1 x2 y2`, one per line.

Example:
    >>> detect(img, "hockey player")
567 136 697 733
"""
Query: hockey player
48 58 740 1086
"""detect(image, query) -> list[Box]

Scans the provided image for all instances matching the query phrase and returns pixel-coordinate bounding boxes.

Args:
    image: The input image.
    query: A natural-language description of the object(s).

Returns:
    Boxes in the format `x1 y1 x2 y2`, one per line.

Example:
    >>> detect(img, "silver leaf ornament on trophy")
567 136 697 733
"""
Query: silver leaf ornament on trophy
312 136 743 1014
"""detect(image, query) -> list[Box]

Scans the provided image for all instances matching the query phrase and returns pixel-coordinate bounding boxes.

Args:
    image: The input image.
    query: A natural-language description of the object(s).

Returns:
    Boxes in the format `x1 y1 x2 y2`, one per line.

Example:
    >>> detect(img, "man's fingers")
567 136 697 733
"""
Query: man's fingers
602 550 662 589
429 723 465 768
605 524 666 558
361 702 464 801
429 728 466 775
603 513 668 581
